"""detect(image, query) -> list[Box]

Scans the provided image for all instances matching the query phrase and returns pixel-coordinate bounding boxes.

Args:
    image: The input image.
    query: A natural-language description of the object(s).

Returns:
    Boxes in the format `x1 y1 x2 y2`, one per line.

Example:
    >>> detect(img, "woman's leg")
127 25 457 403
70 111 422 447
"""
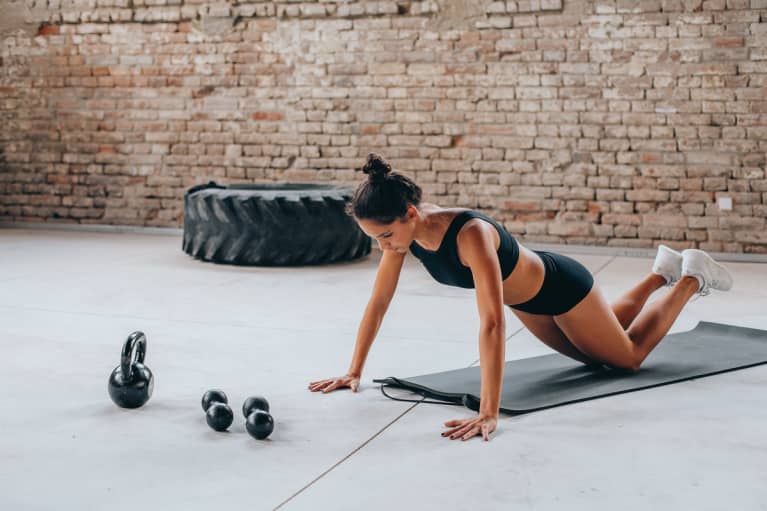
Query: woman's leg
553 277 700 371
611 243 686 329
621 276 700 354
510 308 600 366
610 273 668 329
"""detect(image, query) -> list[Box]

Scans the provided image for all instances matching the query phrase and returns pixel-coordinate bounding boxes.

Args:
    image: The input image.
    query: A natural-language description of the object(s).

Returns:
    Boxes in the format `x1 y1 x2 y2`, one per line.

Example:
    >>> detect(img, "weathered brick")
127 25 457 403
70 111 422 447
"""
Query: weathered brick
626 190 670 201
548 222 592 236
603 213 642 225
641 213 689 227
671 191 715 202
735 231 767 244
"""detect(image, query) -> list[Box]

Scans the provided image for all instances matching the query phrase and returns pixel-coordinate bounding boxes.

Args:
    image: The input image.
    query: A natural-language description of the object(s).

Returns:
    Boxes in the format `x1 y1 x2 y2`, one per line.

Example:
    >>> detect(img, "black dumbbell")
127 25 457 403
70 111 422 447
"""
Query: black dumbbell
202 389 233 432
242 395 270 416
242 395 274 440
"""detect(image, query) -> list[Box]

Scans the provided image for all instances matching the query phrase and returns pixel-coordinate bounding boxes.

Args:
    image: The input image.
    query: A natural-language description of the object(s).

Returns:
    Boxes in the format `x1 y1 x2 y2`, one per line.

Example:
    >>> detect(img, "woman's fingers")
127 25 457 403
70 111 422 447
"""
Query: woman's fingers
323 379 347 393
442 418 488 439
443 419 467 430
462 426 481 441
442 420 471 437
309 379 332 391
309 376 359 393
451 422 475 439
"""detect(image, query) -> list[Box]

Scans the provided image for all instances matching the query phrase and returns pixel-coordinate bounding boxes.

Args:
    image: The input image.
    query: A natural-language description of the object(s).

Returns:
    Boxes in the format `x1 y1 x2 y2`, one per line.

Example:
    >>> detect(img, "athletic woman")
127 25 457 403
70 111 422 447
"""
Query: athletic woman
309 153 733 442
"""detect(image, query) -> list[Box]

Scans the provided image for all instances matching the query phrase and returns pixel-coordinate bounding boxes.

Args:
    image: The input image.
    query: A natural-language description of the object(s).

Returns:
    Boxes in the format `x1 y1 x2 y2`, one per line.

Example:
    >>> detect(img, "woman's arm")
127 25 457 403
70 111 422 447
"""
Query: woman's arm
310 248 406 395
457 222 506 417
347 248 406 376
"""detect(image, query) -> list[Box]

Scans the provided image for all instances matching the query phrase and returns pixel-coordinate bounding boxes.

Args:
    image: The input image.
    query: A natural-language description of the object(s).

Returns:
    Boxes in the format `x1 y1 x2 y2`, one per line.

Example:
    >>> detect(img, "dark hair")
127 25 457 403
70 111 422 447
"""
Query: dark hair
348 153 422 223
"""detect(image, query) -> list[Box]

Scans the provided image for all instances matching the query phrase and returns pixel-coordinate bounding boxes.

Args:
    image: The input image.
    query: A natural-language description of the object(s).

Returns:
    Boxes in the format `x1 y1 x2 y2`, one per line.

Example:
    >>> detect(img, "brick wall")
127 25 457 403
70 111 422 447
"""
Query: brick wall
1 0 766 252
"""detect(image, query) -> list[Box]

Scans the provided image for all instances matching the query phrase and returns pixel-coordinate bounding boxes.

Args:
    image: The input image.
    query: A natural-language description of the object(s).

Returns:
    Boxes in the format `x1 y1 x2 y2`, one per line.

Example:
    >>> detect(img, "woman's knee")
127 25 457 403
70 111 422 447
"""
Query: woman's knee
607 360 642 373
567 329 642 372
604 343 643 373
555 289 645 372
563 335 642 372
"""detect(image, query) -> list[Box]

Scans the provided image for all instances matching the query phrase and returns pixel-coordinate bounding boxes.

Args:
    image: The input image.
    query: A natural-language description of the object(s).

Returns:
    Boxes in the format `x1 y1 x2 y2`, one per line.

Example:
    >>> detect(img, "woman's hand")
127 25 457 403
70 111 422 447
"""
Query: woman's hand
441 413 498 441
308 373 361 393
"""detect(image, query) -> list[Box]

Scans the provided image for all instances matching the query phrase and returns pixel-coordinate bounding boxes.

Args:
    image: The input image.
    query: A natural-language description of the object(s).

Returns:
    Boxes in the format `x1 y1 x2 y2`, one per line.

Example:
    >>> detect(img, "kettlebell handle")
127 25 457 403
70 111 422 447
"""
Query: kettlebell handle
120 331 147 380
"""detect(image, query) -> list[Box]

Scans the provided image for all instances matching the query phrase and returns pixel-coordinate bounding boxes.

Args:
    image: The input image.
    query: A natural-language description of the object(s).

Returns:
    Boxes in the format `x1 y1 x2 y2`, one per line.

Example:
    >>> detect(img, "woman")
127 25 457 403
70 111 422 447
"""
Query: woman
308 153 733 442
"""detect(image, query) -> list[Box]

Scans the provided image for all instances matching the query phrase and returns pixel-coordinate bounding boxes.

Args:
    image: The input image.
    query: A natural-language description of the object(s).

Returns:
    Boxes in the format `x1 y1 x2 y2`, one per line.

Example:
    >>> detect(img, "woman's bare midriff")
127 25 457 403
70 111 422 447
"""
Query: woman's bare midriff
500 243 545 306
431 207 544 306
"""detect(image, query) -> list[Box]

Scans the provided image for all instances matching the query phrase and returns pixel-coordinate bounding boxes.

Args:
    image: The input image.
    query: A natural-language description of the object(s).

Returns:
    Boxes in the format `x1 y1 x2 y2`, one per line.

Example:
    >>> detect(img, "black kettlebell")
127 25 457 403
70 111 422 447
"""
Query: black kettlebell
108 331 154 409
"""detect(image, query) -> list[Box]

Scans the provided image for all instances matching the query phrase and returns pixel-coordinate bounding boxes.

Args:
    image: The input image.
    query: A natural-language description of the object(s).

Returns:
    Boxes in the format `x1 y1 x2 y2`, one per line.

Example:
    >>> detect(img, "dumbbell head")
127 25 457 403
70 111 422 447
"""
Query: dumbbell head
245 409 274 440
201 389 228 412
242 395 270 417
205 402 234 432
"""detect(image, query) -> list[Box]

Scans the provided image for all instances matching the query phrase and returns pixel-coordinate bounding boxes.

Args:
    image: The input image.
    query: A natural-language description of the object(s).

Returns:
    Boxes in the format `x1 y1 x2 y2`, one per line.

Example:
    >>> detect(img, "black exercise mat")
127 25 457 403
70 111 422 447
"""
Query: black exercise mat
372 322 767 415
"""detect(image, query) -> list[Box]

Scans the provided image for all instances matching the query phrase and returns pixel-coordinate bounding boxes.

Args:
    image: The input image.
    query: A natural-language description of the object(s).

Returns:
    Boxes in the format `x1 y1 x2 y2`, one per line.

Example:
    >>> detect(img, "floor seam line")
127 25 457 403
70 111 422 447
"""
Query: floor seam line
593 255 618 276
272 402 419 510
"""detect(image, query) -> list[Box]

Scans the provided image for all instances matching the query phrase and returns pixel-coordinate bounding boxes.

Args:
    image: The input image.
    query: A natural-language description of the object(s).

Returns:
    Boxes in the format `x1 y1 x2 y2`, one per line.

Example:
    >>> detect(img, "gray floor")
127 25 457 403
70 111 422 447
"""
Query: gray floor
1 228 766 511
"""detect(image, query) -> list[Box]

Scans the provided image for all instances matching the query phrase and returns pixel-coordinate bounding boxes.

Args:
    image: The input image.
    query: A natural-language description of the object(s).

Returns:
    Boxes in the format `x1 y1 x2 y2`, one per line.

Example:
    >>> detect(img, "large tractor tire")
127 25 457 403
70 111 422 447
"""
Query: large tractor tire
182 182 371 266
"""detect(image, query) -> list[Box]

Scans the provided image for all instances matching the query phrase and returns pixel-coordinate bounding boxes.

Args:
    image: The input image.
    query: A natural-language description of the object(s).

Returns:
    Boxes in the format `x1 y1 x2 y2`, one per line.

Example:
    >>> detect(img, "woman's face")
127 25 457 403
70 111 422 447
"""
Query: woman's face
357 206 417 254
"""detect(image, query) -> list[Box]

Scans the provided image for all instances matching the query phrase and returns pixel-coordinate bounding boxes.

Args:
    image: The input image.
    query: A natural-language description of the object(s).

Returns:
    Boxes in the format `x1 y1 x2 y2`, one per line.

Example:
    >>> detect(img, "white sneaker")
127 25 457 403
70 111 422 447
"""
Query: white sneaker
652 244 683 286
681 249 733 296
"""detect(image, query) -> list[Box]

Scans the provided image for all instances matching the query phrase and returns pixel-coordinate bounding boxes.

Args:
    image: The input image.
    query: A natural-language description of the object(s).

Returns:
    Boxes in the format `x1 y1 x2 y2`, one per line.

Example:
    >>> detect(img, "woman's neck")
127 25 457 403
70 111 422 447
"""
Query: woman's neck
413 203 448 250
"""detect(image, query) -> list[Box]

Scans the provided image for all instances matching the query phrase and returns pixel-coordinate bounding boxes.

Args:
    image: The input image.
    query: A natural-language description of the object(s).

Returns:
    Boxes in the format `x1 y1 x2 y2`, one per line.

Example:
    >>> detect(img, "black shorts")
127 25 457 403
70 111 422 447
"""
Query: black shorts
508 250 594 316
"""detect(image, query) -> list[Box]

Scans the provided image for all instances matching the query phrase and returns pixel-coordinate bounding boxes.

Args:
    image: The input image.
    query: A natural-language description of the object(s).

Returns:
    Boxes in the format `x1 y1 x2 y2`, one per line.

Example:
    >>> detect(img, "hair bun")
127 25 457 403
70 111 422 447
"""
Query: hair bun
360 153 392 181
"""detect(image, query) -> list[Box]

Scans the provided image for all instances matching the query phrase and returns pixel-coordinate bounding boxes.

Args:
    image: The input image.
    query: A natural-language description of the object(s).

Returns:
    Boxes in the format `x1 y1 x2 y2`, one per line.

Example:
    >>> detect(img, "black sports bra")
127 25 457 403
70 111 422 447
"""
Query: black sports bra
408 210 520 289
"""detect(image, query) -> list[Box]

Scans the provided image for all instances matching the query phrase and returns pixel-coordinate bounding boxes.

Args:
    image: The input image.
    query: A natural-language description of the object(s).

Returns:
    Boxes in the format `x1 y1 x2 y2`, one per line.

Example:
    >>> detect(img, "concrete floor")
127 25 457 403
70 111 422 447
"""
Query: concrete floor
1 228 766 511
